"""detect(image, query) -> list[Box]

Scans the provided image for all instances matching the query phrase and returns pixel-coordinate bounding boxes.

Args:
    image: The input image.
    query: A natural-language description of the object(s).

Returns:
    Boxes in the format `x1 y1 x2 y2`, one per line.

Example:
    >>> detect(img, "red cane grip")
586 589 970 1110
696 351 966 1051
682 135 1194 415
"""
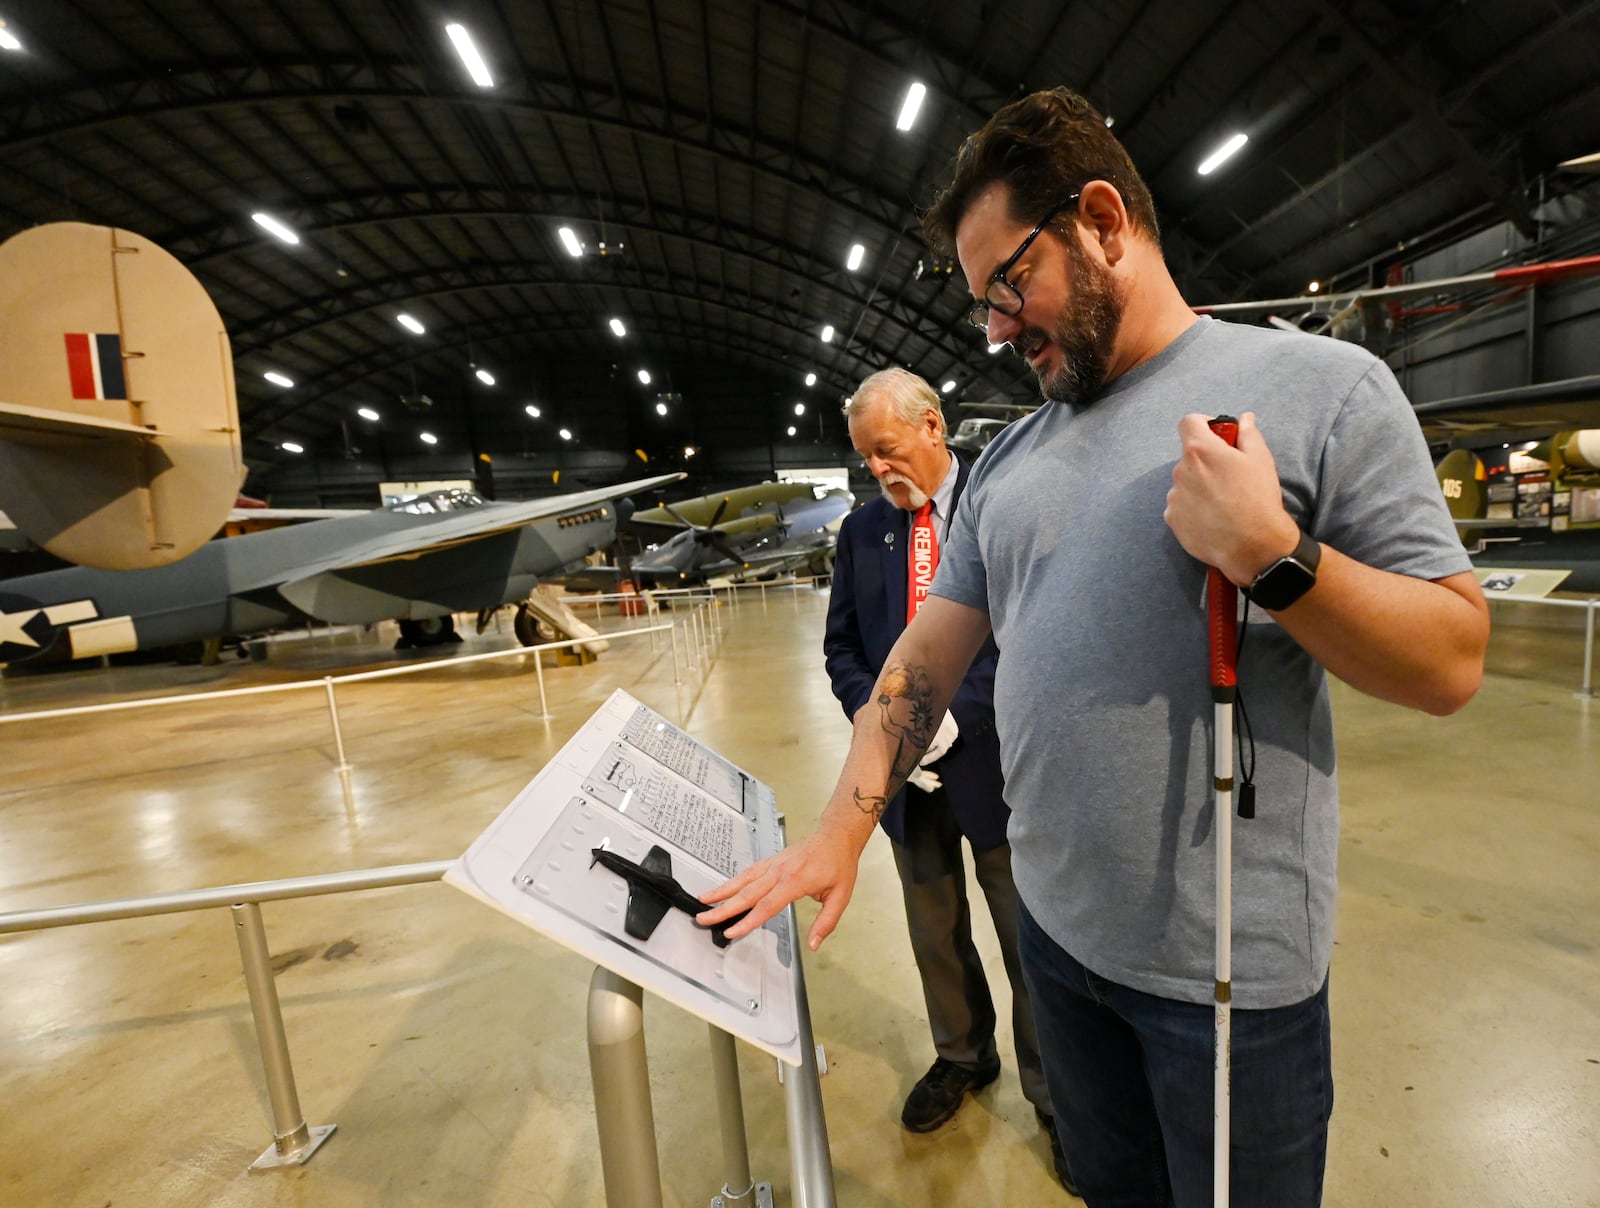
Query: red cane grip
1206 416 1240 702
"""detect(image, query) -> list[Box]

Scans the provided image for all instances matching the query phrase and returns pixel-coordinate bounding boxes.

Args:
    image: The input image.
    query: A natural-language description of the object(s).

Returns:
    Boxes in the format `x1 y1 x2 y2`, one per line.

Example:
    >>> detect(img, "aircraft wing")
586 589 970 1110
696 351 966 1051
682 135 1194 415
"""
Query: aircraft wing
1411 374 1600 440
1196 254 1600 319
233 473 682 596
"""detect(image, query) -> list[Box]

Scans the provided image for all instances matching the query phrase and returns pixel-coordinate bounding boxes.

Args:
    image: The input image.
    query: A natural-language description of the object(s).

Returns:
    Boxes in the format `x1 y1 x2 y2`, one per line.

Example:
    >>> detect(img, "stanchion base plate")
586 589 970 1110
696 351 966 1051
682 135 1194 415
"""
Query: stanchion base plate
711 1181 773 1208
249 1123 336 1171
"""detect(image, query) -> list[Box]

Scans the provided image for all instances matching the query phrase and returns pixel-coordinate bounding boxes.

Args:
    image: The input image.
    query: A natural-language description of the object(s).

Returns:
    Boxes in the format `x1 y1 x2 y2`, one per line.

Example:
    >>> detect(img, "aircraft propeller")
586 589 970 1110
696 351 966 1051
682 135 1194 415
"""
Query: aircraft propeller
661 497 752 566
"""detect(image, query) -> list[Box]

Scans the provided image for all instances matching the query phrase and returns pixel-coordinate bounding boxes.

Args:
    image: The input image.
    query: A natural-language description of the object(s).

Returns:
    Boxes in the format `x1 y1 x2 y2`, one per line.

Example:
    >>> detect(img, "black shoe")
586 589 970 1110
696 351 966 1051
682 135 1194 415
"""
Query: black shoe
900 1057 1001 1133
1035 1108 1081 1197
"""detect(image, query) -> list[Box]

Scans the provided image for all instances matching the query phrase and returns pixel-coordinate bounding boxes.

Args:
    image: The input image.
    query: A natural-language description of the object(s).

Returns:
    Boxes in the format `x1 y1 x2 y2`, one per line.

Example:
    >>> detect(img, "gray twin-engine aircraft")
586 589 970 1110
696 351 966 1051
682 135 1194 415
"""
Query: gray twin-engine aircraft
0 478 682 666
626 481 852 586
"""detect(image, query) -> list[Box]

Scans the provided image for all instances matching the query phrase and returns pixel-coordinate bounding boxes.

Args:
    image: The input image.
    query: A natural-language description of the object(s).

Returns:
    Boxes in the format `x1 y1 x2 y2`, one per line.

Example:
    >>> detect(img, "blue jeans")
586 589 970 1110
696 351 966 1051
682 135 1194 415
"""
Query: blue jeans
1018 901 1332 1208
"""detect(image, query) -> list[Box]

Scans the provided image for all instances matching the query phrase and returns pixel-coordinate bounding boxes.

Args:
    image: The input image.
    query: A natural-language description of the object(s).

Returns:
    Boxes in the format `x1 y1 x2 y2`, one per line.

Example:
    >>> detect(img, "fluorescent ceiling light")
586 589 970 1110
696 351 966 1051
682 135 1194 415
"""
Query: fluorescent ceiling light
525 404 541 418
420 432 438 445
281 441 304 454
786 426 797 437
559 427 573 441
941 379 956 394
0 26 22 52
683 446 696 458
263 371 294 388
846 243 865 272
609 317 627 337
1197 132 1248 176
358 407 380 421
637 369 651 385
397 313 425 334
475 368 495 386
655 402 668 416
804 372 817 387
251 212 300 244
445 23 493 88
896 82 926 132
794 402 805 416
820 324 835 343
558 227 583 257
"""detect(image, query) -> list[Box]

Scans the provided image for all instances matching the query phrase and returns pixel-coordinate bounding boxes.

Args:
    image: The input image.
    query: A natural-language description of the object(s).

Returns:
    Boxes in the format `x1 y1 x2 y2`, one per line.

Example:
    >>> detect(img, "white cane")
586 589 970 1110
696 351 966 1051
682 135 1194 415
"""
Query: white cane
1205 415 1241 1208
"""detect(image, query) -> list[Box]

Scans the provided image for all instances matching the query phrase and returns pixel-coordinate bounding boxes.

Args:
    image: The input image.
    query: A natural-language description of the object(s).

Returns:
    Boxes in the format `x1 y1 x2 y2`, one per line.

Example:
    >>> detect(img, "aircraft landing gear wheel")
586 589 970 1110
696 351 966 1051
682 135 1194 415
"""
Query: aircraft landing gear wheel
397 615 461 648
513 605 538 647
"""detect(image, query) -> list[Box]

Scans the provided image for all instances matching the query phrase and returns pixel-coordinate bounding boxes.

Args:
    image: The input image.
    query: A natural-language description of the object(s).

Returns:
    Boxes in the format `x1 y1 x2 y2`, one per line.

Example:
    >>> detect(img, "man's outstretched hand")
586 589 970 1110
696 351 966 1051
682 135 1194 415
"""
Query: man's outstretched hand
697 824 865 951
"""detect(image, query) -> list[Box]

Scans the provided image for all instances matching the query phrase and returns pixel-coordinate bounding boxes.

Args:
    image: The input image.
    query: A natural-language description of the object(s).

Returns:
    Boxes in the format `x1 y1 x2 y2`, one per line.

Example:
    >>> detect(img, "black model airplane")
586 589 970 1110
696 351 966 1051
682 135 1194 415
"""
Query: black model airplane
590 844 748 949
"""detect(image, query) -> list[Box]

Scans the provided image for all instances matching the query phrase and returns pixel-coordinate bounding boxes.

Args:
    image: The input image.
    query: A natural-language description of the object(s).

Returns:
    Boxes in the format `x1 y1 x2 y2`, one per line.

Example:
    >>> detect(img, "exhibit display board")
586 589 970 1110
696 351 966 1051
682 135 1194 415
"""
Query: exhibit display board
445 689 803 1064
1473 566 1573 598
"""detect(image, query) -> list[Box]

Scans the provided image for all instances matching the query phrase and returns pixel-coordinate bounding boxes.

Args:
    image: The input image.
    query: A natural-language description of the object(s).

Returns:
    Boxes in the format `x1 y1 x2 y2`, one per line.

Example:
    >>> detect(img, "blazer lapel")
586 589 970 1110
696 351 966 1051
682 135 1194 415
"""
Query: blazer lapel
883 505 910 632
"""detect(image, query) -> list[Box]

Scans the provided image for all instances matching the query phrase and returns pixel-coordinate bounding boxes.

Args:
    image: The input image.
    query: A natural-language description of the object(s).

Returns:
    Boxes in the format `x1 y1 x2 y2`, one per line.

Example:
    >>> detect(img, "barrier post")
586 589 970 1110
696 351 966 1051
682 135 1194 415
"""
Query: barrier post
1580 598 1597 699
231 902 336 1170
322 678 355 808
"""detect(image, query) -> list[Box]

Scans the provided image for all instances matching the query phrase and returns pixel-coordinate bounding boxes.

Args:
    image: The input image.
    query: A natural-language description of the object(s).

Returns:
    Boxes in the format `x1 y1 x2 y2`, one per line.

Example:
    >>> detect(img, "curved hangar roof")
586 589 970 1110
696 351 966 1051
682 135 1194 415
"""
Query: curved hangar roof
1 1 1597 496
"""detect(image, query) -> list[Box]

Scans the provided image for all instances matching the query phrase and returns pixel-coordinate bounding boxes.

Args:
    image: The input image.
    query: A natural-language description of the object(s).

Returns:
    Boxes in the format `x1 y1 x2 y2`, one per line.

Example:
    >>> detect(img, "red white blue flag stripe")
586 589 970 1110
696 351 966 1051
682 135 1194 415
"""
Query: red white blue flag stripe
64 332 128 400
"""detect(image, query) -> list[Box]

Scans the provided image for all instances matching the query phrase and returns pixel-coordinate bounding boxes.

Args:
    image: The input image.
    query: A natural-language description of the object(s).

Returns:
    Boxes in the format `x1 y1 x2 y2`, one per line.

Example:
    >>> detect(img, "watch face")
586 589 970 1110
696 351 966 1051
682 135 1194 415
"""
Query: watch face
1248 557 1316 611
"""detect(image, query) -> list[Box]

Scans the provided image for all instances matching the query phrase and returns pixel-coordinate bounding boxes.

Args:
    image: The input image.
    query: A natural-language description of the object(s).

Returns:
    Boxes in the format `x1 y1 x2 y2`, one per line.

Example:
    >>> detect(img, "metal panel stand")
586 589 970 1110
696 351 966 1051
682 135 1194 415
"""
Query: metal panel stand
231 902 337 1170
780 906 837 1208
587 967 665 1208
708 1024 772 1208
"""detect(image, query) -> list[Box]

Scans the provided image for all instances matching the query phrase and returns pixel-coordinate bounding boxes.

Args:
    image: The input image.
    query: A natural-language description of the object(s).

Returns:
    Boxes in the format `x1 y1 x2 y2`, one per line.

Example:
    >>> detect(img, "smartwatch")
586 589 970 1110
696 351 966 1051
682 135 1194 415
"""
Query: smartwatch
1244 530 1320 612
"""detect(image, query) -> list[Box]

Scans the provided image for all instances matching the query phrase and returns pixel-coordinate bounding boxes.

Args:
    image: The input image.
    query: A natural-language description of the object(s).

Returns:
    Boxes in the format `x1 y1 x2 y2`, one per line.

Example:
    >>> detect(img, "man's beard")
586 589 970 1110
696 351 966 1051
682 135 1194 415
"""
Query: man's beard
1018 240 1124 406
878 474 928 509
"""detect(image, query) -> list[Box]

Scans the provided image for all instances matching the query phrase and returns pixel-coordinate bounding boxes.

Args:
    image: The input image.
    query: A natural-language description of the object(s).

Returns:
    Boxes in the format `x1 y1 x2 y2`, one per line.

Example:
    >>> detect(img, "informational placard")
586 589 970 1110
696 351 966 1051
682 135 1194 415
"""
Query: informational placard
445 689 802 1064
1473 566 1573 598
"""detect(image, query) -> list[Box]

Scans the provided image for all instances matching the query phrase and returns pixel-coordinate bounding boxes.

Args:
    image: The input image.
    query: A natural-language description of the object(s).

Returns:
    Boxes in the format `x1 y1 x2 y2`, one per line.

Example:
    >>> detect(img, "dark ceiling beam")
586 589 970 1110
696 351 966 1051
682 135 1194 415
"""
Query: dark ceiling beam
0 62 914 229
1324 2 1534 237
239 266 1026 435
214 205 964 356
241 277 922 431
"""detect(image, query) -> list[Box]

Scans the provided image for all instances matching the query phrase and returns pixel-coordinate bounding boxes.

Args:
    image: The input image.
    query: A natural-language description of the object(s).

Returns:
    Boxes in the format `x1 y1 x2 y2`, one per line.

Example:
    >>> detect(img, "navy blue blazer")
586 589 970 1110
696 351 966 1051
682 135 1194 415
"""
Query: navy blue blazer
822 455 1009 850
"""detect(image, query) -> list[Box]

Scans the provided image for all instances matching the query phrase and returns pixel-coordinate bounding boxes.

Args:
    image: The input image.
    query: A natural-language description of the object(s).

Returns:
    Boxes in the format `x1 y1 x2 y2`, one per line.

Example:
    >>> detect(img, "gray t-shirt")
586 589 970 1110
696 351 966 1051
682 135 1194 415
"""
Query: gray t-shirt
933 316 1470 1008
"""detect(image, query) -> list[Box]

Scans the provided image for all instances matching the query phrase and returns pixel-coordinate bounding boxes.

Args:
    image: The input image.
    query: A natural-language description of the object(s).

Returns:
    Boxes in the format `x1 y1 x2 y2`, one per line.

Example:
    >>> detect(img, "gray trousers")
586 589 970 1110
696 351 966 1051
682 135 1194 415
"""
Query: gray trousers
891 782 1051 1113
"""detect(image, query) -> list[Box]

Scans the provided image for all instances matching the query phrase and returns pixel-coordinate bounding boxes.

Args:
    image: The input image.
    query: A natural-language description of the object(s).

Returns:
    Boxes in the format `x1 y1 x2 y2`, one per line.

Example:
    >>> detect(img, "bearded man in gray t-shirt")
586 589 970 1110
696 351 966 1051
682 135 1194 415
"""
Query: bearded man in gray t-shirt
704 87 1489 1208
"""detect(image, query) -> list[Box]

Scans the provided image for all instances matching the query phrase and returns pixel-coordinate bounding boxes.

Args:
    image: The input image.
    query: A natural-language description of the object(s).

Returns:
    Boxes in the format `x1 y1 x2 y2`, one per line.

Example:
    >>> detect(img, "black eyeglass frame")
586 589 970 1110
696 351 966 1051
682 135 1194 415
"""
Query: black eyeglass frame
965 192 1082 332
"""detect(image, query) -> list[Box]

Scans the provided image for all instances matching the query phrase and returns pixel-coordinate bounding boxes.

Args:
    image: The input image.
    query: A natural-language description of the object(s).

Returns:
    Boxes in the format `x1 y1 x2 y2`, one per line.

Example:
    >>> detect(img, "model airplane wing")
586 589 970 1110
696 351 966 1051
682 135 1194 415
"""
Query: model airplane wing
0 222 244 571
590 844 747 948
235 474 682 599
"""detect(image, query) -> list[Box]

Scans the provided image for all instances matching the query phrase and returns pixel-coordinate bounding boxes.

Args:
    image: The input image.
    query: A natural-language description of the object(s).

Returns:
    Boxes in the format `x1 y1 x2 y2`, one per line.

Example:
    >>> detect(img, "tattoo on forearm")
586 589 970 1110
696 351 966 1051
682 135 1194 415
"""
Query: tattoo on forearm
847 661 939 815
852 788 889 821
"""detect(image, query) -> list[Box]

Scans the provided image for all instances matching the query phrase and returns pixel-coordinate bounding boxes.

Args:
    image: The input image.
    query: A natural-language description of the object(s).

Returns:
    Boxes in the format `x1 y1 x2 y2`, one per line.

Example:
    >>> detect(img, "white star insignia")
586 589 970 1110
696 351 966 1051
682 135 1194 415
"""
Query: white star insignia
0 606 42 648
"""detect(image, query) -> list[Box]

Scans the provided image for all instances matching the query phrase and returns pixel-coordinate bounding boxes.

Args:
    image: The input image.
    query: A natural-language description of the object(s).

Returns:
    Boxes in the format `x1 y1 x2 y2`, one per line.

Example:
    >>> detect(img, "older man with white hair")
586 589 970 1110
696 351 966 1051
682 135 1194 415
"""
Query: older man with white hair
823 367 1071 1192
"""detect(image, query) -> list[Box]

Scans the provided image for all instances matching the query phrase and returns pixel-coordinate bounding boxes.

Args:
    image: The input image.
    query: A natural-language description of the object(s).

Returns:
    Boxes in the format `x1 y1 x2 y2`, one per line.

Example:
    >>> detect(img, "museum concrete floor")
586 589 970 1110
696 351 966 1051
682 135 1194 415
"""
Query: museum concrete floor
1 586 1596 1208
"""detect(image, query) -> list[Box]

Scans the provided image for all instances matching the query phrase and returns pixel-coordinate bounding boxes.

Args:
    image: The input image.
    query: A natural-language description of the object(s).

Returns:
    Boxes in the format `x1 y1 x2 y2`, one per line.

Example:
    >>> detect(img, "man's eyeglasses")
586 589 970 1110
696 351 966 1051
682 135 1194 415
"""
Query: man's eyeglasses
965 193 1081 332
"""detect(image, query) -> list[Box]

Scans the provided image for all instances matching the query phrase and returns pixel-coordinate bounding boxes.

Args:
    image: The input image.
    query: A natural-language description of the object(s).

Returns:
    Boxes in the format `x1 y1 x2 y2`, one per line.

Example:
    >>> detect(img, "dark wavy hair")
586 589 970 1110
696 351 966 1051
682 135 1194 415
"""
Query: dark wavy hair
921 87 1160 254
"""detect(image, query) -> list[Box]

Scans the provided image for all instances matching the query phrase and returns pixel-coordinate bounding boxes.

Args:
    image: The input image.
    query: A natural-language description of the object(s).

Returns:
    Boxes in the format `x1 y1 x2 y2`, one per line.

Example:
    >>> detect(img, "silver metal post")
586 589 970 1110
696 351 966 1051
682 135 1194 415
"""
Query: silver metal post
322 677 354 808
1581 598 1597 698
781 904 838 1208
587 967 664 1208
231 902 336 1170
534 647 551 718
708 1025 767 1207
